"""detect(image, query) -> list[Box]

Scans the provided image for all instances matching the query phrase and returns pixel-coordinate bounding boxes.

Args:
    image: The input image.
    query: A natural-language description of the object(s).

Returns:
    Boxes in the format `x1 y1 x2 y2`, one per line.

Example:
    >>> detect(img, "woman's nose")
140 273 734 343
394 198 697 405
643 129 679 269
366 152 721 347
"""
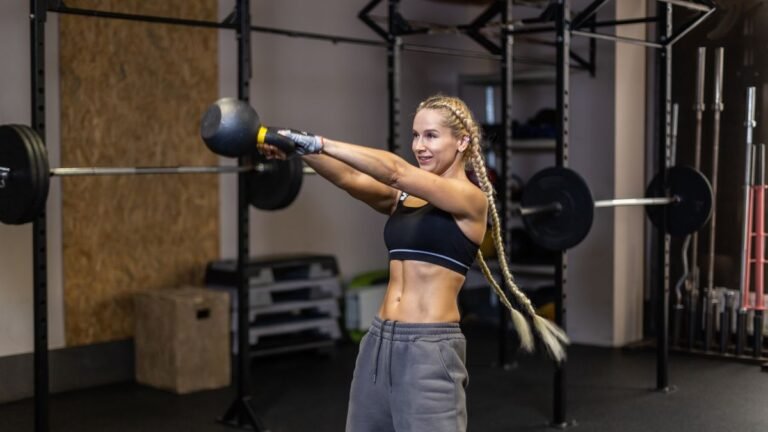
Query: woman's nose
413 137 425 150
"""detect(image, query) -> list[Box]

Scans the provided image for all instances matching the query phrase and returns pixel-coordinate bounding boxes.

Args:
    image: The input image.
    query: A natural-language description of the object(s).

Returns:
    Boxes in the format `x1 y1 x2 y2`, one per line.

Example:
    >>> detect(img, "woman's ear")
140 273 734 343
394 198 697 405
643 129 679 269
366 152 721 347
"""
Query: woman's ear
458 135 470 153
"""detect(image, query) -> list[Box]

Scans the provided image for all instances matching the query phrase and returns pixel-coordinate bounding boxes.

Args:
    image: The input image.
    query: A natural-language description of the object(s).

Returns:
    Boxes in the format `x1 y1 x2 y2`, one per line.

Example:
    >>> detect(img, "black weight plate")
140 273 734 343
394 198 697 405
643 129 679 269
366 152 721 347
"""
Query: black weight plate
10 125 41 224
646 165 713 236
521 166 595 250
13 125 50 224
0 125 44 224
248 154 303 210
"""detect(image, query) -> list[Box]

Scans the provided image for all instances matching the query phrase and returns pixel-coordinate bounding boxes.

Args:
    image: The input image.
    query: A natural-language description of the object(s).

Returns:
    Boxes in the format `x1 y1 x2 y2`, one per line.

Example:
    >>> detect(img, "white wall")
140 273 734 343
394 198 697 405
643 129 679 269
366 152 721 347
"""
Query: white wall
612 0 647 345
0 3 65 357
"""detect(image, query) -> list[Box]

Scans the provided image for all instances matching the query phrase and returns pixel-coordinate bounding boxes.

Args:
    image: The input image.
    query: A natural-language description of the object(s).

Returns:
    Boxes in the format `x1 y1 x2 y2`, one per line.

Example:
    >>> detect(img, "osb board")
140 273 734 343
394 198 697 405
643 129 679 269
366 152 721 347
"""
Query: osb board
60 0 219 346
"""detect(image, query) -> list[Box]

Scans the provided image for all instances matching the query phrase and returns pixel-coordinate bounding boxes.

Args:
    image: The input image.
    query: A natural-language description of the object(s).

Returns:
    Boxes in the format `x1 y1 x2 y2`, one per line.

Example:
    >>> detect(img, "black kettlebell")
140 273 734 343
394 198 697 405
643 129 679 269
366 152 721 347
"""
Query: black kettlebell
200 98 296 158
200 98 260 157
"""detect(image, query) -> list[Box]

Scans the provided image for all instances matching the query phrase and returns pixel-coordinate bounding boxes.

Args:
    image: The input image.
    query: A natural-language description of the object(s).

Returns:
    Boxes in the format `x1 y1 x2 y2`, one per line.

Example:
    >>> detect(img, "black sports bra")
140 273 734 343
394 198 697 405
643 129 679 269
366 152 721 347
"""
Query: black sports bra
383 192 480 275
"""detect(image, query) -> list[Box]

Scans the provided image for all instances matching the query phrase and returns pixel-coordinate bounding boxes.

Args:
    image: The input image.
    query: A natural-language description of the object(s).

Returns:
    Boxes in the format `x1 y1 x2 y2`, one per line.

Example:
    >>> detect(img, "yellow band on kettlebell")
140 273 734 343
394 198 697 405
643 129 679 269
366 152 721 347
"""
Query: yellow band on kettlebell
257 126 268 144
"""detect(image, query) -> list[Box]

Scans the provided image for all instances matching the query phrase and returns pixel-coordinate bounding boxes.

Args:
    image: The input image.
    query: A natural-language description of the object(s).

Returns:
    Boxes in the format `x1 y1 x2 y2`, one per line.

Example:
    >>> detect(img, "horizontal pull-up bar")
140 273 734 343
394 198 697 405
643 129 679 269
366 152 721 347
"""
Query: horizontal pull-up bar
49 5 385 47
571 30 664 49
658 0 713 12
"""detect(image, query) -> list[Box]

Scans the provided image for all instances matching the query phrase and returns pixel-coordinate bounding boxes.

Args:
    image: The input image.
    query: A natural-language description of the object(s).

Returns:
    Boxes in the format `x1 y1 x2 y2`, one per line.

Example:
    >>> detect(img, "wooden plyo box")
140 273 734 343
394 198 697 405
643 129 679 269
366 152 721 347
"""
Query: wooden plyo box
134 287 230 394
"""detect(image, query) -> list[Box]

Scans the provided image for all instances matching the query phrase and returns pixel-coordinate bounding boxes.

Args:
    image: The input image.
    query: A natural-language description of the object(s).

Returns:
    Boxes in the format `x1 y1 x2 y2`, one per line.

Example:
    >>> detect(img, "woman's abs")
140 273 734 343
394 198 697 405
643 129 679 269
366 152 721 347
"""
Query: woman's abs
377 260 464 323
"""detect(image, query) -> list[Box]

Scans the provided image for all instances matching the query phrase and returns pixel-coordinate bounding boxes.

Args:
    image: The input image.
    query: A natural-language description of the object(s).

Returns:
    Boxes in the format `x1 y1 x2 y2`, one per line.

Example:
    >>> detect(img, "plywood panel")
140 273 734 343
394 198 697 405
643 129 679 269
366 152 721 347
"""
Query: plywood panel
60 0 219 346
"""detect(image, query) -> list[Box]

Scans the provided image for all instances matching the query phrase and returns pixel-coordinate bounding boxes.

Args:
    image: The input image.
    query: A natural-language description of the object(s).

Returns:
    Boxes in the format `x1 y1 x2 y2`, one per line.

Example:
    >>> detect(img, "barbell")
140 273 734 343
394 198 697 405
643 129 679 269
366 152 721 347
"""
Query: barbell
519 165 713 250
0 124 308 225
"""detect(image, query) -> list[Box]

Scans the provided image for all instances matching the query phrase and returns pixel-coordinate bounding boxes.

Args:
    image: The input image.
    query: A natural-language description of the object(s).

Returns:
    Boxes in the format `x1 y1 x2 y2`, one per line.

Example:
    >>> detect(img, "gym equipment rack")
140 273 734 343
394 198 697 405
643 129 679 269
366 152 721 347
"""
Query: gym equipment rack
360 0 716 426
23 1 717 431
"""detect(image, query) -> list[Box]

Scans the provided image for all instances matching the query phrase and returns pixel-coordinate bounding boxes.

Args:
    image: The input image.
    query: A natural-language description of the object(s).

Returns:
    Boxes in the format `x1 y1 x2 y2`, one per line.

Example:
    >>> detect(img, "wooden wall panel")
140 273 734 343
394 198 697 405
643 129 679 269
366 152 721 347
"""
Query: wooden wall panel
60 0 219 346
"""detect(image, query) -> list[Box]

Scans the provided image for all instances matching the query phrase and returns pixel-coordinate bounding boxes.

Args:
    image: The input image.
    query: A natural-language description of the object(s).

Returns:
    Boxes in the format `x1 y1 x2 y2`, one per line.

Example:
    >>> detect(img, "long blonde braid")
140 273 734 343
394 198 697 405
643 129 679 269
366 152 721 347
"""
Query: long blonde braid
417 95 569 362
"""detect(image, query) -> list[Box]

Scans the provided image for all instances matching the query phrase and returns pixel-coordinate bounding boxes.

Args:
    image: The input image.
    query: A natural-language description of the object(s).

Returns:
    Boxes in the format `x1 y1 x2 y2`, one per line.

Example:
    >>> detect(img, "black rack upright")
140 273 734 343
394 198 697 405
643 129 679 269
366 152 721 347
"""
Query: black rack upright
30 2 49 431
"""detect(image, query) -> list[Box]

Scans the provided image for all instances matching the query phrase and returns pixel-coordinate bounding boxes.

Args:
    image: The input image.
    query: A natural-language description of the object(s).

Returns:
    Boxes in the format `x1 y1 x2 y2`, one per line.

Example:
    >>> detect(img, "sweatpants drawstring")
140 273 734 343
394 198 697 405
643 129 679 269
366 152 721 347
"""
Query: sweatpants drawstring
372 320 385 383
371 319 398 385
388 321 397 388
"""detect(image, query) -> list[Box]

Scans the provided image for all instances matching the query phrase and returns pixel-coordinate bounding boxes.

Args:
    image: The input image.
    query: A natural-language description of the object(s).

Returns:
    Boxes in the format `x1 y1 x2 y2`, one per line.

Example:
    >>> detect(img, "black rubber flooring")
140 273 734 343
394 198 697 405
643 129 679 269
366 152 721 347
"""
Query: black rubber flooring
1 321 767 432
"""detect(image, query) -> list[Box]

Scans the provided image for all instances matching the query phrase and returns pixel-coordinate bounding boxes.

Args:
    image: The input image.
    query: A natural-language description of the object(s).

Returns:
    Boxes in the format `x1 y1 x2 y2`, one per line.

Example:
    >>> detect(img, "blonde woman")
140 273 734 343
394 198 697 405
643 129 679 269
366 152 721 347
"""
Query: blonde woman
260 95 567 432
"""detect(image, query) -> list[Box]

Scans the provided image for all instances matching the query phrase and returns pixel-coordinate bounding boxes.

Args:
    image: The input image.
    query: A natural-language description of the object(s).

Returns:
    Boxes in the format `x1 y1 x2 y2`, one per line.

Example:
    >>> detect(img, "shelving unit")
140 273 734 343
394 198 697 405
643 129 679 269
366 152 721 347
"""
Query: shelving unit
205 255 344 357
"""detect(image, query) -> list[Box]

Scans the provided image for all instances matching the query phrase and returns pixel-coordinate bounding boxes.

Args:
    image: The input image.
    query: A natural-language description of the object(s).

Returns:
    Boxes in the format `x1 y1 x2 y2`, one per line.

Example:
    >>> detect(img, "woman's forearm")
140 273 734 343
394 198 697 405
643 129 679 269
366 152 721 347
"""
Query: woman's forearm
301 153 359 188
321 138 409 188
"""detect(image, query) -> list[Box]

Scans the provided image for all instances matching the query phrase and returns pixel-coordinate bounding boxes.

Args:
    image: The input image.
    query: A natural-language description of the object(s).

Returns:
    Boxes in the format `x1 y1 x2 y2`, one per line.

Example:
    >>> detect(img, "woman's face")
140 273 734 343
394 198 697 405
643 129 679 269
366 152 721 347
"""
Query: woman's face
412 109 467 175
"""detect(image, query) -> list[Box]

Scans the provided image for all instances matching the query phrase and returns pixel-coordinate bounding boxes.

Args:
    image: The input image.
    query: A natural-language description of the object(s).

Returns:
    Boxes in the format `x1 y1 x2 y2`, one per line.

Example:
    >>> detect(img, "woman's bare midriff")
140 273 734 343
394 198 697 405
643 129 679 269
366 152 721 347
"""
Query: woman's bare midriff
377 259 464 323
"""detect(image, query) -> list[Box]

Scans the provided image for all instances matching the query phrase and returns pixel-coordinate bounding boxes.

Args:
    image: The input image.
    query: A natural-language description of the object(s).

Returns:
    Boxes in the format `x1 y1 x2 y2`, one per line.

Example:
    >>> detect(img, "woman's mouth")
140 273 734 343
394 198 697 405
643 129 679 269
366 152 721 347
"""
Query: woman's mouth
417 155 433 165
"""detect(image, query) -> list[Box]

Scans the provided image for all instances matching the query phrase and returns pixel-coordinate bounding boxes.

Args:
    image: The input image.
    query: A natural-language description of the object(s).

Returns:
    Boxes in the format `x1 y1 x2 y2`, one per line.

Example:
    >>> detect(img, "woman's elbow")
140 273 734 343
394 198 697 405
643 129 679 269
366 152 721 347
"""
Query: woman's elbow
387 162 408 188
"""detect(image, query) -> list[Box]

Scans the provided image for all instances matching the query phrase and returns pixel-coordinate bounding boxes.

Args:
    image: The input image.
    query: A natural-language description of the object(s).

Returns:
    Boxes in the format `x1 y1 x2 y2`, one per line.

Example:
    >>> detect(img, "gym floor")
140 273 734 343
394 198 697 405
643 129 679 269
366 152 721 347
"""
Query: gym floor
1 320 766 432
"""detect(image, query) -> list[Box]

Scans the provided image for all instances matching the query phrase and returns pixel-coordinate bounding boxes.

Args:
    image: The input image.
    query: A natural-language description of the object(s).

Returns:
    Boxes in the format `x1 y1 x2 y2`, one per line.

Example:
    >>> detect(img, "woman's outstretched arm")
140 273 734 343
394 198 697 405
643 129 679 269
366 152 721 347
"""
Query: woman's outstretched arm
320 138 486 220
300 152 399 214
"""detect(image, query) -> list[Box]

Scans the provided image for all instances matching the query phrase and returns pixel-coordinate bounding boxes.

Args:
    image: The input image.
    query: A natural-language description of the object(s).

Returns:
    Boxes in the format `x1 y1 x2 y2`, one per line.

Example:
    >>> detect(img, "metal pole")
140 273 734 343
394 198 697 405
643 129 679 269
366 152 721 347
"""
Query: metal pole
235 0 254 421
515 197 676 217
655 1 672 392
0 165 317 178
387 0 401 154
220 1 267 430
705 47 724 310
571 30 664 49
50 166 254 176
594 197 677 207
671 103 679 165
737 90 757 355
689 47 706 349
30 1 49 431
498 0 513 369
658 0 712 12
702 48 724 352
741 85 758 307
553 0 570 426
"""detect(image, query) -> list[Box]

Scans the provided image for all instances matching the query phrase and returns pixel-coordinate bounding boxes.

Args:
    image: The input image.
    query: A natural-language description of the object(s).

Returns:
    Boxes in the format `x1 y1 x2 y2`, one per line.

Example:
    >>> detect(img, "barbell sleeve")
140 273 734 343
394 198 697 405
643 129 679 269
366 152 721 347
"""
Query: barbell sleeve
712 47 724 112
518 202 563 216
0 167 9 187
594 197 678 208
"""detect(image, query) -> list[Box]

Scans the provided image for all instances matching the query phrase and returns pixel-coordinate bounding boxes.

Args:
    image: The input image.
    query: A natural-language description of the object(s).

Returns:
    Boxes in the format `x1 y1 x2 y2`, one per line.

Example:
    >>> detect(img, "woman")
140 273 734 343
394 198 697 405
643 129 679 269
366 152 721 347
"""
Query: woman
261 95 567 432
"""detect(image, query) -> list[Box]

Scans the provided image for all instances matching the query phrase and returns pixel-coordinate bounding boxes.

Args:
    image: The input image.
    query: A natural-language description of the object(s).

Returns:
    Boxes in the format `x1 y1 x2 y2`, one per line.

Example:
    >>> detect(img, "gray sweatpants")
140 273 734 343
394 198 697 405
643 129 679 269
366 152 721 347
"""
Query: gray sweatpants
345 317 468 432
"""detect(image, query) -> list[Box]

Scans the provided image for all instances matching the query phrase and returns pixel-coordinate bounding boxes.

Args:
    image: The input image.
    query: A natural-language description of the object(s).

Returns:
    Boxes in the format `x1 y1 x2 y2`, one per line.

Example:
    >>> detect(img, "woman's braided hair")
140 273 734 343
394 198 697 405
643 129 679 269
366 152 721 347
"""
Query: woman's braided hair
417 95 569 362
